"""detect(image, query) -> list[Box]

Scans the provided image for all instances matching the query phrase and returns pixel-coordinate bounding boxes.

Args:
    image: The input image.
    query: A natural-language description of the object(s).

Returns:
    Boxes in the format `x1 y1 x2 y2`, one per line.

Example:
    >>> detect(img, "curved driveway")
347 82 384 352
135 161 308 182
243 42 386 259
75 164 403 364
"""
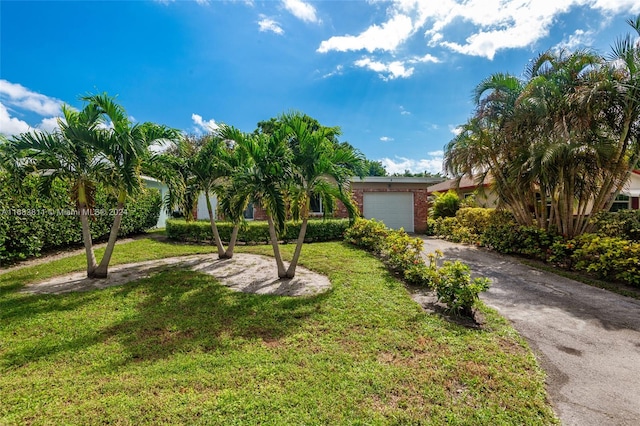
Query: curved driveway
421 238 640 426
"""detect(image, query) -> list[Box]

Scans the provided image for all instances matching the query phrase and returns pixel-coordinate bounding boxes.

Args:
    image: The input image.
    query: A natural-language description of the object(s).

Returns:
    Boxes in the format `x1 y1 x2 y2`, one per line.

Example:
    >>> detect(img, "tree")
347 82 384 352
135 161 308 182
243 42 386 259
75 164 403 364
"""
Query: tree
3 101 107 277
364 159 387 176
444 16 640 238
78 94 179 277
281 112 364 278
226 126 294 277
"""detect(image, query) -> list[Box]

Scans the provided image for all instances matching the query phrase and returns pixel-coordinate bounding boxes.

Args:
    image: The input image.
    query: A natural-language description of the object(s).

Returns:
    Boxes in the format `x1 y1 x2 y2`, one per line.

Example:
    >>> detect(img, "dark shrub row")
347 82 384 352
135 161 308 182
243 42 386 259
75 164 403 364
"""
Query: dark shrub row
428 207 640 287
166 218 350 244
0 174 161 265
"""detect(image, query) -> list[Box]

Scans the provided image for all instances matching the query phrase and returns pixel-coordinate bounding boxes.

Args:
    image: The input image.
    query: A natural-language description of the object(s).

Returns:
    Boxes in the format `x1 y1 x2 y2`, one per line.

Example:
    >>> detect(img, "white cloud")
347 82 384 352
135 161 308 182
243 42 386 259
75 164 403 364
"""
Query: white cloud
258 15 284 34
195 0 210 5
399 106 411 115
378 154 444 175
282 0 320 24
555 29 595 51
192 113 219 134
0 102 31 136
380 136 394 142
318 0 640 64
354 57 414 80
0 79 62 116
449 125 462 136
318 14 413 53
37 116 62 133
321 64 344 79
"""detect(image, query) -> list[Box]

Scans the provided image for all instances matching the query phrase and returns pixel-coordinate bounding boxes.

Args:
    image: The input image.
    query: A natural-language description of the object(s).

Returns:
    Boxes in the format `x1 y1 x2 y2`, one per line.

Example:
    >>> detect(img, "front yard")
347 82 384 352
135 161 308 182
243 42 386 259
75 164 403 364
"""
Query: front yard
0 237 556 424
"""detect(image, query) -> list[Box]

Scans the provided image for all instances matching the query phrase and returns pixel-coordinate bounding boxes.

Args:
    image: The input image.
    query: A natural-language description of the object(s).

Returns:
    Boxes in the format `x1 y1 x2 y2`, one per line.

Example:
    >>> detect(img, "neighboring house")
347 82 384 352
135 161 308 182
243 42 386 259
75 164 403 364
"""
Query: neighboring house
427 175 498 208
617 170 640 211
141 176 170 228
426 171 640 212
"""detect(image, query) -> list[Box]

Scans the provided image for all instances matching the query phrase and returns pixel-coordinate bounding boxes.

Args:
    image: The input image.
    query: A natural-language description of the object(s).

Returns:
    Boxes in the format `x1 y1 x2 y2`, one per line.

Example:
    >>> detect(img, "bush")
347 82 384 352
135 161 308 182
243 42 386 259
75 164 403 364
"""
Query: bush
430 190 461 219
0 173 161 265
590 210 640 241
343 218 389 253
456 207 493 236
344 218 491 316
432 260 491 317
480 210 519 253
571 234 640 286
166 218 350 245
381 229 424 273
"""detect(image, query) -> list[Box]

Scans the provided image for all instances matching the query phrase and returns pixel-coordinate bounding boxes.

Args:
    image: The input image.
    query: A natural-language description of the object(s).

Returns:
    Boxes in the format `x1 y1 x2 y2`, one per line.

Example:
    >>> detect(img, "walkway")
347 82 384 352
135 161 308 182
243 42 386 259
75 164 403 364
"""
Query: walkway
421 238 640 426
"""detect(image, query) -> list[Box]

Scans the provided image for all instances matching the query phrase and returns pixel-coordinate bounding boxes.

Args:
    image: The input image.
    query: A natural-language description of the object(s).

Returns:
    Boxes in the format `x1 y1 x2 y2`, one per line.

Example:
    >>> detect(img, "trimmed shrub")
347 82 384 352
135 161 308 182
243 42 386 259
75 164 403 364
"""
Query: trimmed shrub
432 260 491 317
166 218 350 245
590 210 640 241
343 218 389 253
382 229 424 273
571 234 640 286
456 207 493 236
0 173 162 265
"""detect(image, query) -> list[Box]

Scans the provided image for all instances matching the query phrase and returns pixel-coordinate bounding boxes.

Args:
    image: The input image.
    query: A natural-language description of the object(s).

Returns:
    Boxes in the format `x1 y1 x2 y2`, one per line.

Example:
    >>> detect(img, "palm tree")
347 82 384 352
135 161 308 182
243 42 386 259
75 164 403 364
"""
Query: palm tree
445 25 640 239
225 127 293 278
281 112 364 278
83 94 179 277
2 102 106 277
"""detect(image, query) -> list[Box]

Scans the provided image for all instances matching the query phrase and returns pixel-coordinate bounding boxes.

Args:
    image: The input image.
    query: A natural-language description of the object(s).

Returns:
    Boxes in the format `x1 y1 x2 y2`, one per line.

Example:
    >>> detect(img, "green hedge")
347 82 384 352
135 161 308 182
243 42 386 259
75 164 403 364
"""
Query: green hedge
166 218 350 244
0 173 161 265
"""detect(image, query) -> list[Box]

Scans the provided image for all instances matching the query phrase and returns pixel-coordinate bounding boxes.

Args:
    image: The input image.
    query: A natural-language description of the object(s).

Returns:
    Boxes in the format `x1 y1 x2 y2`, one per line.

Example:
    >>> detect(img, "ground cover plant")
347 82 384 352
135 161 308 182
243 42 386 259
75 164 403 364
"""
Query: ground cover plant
0 236 556 424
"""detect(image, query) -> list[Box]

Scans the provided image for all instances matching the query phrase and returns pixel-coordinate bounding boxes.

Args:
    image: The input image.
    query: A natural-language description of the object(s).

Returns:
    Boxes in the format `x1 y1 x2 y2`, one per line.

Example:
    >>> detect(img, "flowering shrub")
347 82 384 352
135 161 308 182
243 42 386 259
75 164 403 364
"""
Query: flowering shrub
343 218 389 253
432 260 491 317
382 229 424 273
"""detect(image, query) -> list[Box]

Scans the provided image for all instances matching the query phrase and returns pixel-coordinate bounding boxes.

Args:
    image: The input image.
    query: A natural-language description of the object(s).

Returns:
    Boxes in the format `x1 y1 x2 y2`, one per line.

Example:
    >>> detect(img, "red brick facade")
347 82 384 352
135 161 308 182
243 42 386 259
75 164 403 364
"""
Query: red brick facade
238 177 440 234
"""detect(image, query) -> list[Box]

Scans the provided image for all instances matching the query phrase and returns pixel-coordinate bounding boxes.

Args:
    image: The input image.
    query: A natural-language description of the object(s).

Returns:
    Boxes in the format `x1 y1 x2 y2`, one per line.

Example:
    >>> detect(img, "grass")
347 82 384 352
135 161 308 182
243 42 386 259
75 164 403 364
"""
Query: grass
0 236 557 425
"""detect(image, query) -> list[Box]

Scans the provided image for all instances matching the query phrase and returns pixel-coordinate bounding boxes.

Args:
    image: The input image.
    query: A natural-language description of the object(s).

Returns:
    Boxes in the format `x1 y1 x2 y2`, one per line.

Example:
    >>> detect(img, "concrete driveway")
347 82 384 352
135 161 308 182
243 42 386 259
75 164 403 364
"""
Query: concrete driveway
421 237 640 426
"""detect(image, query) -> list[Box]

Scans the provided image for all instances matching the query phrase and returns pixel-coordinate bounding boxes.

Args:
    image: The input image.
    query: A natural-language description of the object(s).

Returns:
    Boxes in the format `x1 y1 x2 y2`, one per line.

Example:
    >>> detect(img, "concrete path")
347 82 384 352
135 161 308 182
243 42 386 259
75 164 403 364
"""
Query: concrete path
421 238 640 426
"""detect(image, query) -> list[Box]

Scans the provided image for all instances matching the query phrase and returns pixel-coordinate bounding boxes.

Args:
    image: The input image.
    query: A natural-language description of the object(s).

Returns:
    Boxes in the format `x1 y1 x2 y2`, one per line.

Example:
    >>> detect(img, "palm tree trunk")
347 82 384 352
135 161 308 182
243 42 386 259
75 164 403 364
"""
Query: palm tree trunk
94 192 126 278
206 192 226 258
224 225 240 259
286 216 308 278
78 200 97 278
267 215 287 278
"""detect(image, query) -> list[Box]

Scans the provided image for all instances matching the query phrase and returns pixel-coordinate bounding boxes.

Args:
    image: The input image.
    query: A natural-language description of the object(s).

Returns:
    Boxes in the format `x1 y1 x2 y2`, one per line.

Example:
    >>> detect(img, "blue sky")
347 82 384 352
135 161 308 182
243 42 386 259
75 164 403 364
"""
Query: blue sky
1 0 639 174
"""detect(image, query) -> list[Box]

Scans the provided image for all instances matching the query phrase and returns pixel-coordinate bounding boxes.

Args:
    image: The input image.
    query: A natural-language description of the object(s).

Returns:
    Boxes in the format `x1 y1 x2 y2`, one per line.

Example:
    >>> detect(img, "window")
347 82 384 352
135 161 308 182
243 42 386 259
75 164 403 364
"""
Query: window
243 202 254 220
610 194 630 212
310 194 322 214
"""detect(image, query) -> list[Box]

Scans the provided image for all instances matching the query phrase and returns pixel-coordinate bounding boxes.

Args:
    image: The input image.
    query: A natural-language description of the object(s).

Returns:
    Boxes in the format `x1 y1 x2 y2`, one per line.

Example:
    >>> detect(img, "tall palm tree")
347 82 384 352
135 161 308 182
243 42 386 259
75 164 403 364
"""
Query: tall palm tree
3 102 106 277
281 112 364 278
226 127 293 278
84 94 179 277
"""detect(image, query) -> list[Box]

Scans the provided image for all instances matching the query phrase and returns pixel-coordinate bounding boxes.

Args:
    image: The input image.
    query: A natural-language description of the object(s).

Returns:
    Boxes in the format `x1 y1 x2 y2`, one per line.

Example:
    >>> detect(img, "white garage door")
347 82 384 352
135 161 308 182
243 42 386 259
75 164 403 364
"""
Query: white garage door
363 192 414 232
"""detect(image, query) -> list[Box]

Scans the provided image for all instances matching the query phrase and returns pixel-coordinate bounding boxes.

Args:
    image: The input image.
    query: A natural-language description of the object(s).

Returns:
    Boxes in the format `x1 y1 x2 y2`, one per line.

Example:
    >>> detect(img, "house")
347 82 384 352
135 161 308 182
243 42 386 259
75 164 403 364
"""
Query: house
141 176 170 228
426 171 640 212
238 176 441 233
426 175 498 207
617 170 640 210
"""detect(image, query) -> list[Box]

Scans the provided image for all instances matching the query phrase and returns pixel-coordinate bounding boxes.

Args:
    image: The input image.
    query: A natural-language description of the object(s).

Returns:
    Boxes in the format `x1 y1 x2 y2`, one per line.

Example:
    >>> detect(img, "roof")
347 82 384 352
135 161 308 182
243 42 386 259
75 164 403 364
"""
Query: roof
427 175 491 193
351 176 443 184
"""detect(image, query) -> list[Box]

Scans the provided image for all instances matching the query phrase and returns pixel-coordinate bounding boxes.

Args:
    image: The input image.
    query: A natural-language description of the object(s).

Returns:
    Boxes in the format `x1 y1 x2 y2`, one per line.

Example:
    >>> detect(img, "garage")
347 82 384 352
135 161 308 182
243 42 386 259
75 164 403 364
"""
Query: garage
363 192 414 232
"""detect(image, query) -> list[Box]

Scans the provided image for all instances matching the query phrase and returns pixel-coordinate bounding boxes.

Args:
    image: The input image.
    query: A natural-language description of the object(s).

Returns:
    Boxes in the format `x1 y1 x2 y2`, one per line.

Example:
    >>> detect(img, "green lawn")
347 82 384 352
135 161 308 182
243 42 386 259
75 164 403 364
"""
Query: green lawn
0 237 557 425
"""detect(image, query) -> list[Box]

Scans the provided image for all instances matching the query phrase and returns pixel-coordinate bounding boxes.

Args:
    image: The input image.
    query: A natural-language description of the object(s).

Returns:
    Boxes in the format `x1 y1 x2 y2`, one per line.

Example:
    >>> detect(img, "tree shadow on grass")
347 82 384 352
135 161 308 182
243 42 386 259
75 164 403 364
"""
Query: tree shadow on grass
2 269 329 370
